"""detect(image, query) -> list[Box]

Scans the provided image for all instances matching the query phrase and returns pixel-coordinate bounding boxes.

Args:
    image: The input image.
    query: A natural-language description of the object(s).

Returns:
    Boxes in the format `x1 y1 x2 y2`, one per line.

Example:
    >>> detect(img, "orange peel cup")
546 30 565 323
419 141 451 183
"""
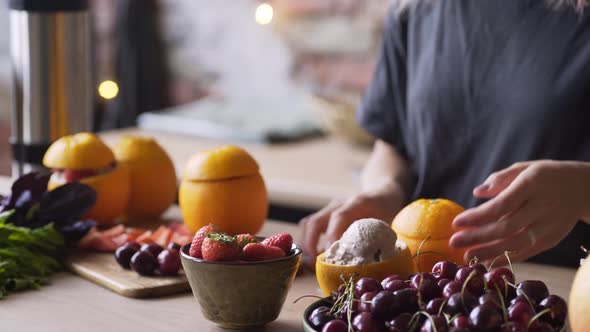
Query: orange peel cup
315 242 415 296
43 132 130 225
113 136 177 221
178 145 268 235
392 198 467 272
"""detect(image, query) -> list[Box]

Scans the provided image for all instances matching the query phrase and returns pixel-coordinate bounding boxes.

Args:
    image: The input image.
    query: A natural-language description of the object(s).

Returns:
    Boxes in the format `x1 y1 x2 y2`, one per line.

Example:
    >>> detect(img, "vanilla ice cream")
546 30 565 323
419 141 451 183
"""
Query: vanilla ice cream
324 218 398 266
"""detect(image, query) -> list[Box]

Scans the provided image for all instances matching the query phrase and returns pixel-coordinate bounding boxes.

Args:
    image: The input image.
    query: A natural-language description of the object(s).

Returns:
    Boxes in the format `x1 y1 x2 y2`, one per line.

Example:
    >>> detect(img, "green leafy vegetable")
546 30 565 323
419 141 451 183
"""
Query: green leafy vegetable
0 210 65 299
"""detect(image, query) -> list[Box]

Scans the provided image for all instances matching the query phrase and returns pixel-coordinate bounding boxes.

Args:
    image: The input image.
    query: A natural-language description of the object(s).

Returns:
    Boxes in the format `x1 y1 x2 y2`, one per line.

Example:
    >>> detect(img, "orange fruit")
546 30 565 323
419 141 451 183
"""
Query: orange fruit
113 136 177 221
178 145 268 235
392 198 466 272
43 132 130 225
569 254 590 332
315 242 415 296
43 132 115 169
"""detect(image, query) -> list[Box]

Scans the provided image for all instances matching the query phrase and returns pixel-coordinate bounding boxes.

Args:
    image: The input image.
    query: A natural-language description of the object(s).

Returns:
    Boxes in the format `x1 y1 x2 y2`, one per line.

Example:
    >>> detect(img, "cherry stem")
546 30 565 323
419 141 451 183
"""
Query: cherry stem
345 273 357 332
460 270 477 313
417 274 424 308
506 280 536 310
412 311 439 332
415 236 431 272
292 295 326 304
329 273 357 317
504 251 515 276
493 284 508 322
449 313 462 324
438 299 448 317
408 311 422 330
527 308 552 331
487 250 517 270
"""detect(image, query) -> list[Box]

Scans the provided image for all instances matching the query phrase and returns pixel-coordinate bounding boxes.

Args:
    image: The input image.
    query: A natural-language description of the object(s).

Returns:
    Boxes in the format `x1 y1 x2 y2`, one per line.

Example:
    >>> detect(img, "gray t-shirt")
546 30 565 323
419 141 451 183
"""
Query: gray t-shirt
358 0 590 267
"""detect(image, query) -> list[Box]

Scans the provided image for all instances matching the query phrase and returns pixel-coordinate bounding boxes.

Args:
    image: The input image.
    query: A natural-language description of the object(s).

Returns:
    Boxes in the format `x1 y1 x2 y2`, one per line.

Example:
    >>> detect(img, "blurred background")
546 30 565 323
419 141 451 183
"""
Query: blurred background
0 0 390 176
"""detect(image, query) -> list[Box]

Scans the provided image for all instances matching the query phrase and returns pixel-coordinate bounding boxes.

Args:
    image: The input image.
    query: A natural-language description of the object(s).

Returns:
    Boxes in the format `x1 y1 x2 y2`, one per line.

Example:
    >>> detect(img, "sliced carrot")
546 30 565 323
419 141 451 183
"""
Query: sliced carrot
125 227 146 241
150 225 167 238
171 233 192 247
136 230 154 244
111 233 130 247
169 223 192 236
153 228 173 248
77 228 99 249
100 224 126 238
95 236 118 252
77 231 118 252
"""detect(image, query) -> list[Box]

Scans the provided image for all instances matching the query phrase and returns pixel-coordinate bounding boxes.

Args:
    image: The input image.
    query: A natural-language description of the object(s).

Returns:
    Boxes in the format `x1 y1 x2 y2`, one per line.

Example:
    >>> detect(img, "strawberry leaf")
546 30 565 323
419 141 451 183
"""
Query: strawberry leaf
206 232 236 245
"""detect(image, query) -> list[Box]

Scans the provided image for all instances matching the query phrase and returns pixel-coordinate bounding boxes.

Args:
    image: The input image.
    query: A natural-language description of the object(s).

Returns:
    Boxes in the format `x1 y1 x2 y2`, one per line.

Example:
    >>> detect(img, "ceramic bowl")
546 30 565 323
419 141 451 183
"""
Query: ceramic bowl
180 241 302 329
302 297 332 332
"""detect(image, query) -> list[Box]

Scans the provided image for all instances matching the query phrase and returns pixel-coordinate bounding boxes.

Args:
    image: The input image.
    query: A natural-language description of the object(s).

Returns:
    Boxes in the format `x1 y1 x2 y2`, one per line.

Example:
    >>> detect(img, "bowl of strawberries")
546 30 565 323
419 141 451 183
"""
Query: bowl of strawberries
180 225 302 329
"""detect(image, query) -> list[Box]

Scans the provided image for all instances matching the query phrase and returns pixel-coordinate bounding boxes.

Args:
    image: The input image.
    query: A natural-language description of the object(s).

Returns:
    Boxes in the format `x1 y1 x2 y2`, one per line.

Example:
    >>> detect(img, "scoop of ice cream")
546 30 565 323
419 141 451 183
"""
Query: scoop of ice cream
324 218 398 266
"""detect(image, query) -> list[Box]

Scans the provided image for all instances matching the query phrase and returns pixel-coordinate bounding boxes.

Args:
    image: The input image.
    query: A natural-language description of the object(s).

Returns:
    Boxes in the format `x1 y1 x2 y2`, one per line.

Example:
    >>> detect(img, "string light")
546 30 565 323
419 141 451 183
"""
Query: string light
255 3 273 25
98 80 119 100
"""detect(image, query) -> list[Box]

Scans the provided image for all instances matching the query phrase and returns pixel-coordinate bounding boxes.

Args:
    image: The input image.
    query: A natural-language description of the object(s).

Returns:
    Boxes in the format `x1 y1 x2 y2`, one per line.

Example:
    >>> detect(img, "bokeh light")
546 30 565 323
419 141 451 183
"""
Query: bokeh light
98 80 119 100
255 3 273 25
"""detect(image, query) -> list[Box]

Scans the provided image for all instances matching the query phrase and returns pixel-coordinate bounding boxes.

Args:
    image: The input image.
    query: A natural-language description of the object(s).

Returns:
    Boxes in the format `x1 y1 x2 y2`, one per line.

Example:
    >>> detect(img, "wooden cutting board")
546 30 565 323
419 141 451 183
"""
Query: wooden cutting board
66 251 190 298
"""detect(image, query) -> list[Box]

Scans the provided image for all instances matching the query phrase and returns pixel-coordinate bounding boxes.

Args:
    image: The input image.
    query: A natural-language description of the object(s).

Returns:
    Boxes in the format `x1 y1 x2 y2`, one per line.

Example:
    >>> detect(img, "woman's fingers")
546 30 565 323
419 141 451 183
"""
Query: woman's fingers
325 207 357 245
464 212 565 264
473 162 531 198
450 202 539 248
463 226 536 262
300 200 341 260
453 176 530 228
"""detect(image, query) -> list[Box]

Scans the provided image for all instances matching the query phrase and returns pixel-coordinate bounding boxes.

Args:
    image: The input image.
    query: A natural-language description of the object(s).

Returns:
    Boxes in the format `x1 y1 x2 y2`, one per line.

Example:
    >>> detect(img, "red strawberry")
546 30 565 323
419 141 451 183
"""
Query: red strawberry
189 225 216 258
261 233 293 255
236 233 257 250
242 243 286 261
201 233 239 261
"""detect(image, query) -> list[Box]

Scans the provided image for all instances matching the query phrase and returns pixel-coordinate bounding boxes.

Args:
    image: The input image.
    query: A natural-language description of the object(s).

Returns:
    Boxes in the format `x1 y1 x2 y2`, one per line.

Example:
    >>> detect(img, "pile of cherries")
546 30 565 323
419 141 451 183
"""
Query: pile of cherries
115 242 182 276
308 260 567 332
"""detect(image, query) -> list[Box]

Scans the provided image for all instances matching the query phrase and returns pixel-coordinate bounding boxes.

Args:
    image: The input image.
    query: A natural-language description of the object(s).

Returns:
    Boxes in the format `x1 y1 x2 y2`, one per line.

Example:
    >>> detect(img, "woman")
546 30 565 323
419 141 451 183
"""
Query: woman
301 0 590 268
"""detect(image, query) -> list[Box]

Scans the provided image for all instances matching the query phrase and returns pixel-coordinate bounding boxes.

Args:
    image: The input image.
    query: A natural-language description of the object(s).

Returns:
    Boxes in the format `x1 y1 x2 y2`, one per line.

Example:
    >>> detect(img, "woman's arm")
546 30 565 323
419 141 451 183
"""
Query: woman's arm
361 140 412 204
299 139 412 267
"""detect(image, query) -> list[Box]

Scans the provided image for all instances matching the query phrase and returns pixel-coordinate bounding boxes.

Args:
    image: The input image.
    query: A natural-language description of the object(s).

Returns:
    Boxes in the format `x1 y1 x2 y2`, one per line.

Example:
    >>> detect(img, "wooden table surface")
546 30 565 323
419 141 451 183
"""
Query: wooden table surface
0 177 578 332
100 128 371 210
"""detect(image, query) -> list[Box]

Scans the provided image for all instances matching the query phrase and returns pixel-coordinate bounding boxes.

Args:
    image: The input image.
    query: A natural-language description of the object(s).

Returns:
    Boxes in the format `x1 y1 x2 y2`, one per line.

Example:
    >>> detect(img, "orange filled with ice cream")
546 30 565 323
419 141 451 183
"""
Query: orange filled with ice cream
315 218 415 296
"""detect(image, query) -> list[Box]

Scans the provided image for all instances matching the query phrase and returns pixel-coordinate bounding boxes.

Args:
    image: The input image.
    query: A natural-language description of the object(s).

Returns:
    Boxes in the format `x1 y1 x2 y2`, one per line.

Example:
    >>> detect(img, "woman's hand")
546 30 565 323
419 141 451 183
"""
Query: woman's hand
300 185 405 269
450 160 590 264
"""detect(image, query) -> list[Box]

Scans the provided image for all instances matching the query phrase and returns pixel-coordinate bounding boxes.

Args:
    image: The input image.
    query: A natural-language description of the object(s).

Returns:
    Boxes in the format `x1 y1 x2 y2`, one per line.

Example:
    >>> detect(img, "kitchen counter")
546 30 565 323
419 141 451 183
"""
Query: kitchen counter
100 128 371 210
0 176 578 332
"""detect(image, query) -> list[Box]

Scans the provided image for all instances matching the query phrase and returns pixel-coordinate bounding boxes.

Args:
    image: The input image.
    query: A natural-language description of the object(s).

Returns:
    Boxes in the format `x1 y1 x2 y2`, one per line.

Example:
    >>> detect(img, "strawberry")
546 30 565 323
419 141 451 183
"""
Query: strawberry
201 233 239 261
189 225 216 258
236 233 257 250
261 233 293 255
242 243 286 261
